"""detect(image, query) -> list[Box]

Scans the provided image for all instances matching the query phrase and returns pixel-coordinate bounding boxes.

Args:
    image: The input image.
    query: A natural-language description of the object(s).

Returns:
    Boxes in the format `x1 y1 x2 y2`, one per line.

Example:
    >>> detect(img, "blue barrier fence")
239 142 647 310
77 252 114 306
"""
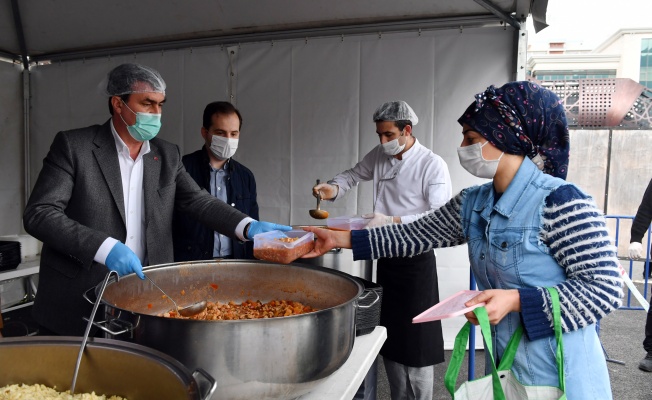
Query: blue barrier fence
466 214 651 379
606 215 650 310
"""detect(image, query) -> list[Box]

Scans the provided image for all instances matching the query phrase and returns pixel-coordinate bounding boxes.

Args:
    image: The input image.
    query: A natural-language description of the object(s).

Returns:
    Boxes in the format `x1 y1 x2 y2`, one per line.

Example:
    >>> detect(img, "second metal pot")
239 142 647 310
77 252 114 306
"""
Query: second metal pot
0 336 215 400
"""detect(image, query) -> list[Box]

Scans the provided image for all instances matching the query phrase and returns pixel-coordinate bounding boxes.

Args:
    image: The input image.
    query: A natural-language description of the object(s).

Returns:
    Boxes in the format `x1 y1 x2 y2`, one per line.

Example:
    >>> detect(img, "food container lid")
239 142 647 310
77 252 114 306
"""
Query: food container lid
253 230 314 249
253 230 315 264
326 215 371 231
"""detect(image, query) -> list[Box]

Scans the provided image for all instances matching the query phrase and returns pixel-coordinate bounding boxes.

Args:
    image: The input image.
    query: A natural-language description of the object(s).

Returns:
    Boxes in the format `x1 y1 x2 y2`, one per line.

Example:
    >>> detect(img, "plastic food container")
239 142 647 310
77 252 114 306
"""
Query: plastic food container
253 230 315 264
326 216 371 231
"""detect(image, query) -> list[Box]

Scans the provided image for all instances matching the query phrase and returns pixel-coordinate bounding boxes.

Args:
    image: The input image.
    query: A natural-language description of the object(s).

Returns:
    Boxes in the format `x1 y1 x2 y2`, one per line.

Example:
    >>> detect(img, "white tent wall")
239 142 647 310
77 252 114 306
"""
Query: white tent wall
23 25 515 347
0 62 24 236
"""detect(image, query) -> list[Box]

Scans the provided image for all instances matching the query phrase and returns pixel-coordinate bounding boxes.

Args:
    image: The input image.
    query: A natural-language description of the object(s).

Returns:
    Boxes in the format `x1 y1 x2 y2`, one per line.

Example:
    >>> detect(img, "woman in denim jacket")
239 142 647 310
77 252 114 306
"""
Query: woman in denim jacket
304 81 623 399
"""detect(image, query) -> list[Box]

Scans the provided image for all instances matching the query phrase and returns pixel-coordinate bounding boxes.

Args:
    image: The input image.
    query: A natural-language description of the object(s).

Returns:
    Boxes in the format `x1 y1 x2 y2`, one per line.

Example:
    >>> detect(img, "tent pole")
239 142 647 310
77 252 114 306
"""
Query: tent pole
515 27 528 81
23 68 30 207
473 0 522 30
10 0 29 70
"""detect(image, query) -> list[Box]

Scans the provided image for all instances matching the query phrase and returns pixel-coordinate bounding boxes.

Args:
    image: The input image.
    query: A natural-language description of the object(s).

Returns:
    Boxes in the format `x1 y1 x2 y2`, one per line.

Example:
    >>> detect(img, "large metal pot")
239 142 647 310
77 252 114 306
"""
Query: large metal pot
294 248 374 280
0 336 215 399
94 260 363 400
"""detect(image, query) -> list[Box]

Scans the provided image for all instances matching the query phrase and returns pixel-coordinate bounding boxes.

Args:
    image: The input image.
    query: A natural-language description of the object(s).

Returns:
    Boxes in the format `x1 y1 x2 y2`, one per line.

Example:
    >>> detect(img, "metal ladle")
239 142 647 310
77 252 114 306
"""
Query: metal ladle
72 270 118 394
309 179 329 219
145 274 207 317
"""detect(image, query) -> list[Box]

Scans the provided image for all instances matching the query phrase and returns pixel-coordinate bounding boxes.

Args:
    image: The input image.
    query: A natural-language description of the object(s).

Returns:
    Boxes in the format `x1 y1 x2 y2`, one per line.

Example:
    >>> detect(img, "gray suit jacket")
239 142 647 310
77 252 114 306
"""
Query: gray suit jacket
23 120 248 335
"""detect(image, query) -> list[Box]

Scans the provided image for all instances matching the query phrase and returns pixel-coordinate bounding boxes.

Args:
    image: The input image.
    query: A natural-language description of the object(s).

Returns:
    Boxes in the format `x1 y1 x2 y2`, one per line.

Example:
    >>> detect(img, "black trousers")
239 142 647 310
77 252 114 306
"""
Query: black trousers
645 294 652 353
377 251 443 367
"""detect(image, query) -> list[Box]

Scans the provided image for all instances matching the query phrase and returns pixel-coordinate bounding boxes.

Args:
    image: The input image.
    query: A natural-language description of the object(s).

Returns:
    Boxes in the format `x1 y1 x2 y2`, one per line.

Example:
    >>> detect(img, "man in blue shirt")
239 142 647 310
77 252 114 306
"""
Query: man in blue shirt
173 101 259 260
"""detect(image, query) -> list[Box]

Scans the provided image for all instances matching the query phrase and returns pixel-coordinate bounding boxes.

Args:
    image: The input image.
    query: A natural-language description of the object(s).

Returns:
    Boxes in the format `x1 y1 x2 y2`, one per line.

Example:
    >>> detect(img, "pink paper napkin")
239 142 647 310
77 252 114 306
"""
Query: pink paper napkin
413 290 485 323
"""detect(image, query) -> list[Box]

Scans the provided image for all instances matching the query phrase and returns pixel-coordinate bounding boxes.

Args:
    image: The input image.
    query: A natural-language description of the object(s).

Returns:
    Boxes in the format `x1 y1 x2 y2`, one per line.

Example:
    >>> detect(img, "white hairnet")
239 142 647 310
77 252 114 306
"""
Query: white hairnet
372 101 418 126
105 63 166 96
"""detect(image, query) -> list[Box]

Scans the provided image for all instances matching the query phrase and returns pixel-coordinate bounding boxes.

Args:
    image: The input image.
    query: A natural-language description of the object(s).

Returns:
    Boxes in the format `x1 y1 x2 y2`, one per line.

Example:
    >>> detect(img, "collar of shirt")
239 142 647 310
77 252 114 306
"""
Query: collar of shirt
110 119 151 160
209 159 230 172
492 156 539 218
386 137 422 165
109 119 150 263
475 157 538 221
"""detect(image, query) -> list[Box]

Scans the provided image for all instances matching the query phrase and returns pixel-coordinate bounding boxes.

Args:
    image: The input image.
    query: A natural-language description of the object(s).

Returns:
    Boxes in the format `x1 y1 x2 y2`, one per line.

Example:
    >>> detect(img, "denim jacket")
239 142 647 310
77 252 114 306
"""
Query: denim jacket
460 157 612 399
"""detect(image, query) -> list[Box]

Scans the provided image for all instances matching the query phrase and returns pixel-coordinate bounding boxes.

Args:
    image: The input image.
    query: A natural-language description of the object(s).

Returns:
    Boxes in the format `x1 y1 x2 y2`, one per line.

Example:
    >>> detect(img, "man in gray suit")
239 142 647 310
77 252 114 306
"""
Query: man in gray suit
23 63 290 336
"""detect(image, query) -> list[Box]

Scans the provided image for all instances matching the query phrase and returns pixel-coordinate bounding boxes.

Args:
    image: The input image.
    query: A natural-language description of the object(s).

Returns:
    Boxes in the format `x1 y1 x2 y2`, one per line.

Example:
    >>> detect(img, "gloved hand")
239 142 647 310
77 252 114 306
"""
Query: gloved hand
105 242 145 279
629 242 644 260
313 182 338 200
362 212 395 228
246 220 292 240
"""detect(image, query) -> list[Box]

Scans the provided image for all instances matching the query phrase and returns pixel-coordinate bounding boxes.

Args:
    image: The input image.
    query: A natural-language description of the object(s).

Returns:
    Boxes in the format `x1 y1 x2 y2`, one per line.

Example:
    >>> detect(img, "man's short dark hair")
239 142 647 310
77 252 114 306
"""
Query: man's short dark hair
203 101 243 130
108 94 130 115
392 120 412 131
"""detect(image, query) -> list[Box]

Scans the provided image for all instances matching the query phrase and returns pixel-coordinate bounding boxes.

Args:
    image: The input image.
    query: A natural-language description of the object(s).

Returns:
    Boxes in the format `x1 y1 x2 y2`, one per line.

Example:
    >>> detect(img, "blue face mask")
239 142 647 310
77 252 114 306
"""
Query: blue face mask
120 100 162 141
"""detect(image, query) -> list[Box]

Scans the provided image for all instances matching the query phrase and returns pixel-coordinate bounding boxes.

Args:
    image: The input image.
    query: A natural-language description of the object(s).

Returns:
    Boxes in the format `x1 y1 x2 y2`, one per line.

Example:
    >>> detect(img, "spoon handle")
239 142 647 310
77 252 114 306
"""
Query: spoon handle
145 274 179 312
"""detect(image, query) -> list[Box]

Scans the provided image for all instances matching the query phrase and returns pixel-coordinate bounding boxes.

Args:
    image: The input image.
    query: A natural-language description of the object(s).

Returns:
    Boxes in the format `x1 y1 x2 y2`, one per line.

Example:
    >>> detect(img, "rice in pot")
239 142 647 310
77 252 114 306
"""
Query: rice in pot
0 383 126 400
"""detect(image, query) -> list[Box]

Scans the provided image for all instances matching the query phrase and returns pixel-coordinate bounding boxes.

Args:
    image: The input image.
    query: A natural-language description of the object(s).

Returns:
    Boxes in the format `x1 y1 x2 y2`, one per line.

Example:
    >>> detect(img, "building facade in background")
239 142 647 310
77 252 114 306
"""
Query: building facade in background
527 28 652 129
528 28 652 88
528 29 652 255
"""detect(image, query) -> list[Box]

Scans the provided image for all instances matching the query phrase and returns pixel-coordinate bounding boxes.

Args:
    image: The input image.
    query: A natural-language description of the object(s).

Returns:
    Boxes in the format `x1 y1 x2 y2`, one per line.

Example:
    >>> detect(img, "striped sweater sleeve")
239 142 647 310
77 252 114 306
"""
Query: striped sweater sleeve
519 184 623 341
351 191 468 260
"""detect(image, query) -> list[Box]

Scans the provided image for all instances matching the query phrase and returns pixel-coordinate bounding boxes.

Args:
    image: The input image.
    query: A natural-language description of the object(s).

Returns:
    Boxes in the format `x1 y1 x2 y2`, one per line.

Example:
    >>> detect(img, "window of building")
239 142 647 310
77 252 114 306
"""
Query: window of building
641 38 652 90
534 70 617 81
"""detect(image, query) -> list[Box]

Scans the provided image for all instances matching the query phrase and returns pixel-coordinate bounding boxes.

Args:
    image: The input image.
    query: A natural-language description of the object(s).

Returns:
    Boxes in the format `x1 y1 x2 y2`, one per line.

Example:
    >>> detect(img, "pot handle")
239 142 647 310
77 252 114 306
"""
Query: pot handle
82 285 98 305
82 274 119 305
82 314 139 337
356 290 380 309
192 368 218 400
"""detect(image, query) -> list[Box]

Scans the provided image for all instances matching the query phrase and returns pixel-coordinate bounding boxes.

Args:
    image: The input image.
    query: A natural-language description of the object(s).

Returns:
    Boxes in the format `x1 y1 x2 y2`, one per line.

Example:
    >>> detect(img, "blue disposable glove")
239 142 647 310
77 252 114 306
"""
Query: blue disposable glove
105 242 145 279
246 220 292 240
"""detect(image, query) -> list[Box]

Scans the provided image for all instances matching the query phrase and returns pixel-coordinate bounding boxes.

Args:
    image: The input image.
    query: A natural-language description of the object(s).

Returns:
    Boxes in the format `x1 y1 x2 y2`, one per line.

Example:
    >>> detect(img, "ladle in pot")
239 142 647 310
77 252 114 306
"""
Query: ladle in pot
72 270 118 394
145 274 207 317
309 179 329 219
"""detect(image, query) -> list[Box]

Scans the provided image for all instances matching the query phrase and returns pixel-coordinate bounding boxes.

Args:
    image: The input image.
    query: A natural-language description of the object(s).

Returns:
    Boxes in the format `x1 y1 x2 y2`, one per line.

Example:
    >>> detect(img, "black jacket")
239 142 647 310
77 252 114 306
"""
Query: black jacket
173 147 259 260
631 177 652 243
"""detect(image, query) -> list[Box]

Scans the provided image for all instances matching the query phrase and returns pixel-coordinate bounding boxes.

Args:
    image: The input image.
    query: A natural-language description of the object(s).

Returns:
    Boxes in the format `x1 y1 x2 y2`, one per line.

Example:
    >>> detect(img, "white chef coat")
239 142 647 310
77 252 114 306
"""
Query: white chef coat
329 138 452 224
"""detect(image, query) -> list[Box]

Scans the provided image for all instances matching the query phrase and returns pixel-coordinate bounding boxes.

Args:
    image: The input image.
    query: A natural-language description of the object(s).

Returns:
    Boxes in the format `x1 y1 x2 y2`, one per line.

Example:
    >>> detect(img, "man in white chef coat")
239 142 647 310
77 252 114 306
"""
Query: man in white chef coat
313 101 452 400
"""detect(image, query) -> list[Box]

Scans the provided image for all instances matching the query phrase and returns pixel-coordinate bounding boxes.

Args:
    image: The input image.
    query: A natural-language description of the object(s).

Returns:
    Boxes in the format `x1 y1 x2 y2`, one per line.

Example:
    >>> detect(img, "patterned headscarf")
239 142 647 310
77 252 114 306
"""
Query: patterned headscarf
457 81 570 180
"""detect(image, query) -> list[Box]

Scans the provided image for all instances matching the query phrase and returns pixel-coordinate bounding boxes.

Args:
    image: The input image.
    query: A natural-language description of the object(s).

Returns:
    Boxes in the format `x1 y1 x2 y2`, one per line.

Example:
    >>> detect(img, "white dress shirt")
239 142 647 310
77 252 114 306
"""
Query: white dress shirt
330 138 452 224
94 120 150 265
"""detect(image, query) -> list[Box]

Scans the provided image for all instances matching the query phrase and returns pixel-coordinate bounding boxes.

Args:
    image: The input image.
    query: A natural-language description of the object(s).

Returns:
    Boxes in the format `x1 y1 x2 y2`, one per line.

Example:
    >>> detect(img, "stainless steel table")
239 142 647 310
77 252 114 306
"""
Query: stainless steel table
300 326 386 400
0 257 39 313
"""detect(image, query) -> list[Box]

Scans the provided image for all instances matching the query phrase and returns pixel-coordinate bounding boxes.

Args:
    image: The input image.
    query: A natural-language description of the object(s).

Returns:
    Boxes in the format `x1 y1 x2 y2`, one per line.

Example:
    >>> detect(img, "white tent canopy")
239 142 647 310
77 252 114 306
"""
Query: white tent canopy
0 0 542 64
0 0 546 347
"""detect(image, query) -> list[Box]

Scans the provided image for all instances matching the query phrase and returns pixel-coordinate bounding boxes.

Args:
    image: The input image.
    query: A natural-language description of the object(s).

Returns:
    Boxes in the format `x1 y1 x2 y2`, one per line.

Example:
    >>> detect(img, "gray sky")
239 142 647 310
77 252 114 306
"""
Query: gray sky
526 0 652 48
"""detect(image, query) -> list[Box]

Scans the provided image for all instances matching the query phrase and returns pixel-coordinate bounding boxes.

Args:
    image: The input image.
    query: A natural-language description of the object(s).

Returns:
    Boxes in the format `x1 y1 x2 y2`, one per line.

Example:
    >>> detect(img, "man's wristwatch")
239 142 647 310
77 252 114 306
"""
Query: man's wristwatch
244 222 252 240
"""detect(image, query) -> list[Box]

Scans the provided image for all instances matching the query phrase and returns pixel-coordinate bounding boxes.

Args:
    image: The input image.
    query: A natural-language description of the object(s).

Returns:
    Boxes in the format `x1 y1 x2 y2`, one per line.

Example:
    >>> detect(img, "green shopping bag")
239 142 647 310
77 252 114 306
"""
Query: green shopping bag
444 287 566 400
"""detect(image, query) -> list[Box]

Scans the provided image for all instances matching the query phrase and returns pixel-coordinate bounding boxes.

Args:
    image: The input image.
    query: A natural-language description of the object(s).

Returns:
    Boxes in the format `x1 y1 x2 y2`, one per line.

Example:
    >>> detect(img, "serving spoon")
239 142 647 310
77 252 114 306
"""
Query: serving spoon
145 274 207 317
309 179 329 219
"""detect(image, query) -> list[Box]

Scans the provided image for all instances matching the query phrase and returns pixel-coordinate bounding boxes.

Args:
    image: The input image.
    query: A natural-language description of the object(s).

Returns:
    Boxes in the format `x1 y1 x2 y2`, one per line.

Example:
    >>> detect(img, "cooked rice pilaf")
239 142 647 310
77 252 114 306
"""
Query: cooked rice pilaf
0 384 126 400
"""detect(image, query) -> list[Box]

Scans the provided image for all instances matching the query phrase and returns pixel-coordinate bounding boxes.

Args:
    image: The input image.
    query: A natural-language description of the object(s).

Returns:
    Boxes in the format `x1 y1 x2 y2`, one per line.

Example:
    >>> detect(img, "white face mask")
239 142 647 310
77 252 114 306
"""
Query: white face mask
381 134 406 156
457 141 504 179
210 135 239 160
